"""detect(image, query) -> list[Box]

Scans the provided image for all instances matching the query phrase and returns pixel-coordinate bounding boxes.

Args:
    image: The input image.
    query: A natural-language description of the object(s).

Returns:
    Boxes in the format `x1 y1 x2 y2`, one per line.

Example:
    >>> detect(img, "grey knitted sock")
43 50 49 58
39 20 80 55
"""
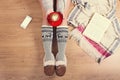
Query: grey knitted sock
41 26 55 62
56 27 68 62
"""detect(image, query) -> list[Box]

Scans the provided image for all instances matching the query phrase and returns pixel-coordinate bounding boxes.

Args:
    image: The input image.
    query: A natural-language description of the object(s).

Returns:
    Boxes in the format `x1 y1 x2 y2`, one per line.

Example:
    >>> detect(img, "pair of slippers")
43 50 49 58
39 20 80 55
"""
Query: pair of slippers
43 55 67 76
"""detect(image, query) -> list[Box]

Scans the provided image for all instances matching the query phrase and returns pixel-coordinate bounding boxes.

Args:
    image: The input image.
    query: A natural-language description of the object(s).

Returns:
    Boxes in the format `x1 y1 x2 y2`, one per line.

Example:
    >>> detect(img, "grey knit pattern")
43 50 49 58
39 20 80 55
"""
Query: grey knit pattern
42 27 53 41
56 27 68 42
56 27 68 62
42 27 54 62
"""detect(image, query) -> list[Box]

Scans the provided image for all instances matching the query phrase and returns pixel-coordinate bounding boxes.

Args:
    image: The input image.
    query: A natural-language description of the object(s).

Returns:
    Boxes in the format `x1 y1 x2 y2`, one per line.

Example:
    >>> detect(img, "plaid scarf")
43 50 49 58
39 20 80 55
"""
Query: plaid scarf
68 0 120 63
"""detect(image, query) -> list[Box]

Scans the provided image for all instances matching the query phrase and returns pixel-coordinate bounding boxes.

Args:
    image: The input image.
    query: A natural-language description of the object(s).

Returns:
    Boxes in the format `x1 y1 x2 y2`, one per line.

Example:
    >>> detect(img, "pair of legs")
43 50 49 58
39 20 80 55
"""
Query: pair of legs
39 0 70 76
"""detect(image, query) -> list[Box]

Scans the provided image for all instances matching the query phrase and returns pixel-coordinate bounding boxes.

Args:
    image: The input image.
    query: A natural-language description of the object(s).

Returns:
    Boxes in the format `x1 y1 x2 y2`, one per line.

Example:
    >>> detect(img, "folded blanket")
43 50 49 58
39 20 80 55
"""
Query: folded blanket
68 0 120 63
68 0 116 27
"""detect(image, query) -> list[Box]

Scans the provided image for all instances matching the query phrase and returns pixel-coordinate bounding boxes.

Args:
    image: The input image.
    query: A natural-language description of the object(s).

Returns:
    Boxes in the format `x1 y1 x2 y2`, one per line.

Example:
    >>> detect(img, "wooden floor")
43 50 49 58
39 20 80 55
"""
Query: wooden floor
0 0 120 80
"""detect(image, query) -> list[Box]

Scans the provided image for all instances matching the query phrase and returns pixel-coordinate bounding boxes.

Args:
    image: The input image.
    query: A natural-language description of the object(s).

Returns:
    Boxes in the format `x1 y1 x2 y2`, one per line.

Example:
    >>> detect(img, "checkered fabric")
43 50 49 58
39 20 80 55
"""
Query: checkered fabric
68 0 120 63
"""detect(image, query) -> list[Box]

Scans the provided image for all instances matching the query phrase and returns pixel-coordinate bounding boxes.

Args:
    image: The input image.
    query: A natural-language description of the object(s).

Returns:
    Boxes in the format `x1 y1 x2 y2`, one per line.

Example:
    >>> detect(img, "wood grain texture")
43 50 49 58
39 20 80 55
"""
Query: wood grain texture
0 0 120 80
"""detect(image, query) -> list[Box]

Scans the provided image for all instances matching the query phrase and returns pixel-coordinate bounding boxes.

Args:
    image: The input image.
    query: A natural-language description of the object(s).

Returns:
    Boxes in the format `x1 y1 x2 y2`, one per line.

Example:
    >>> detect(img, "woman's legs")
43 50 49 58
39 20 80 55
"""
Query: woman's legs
56 0 70 25
55 0 71 76
39 0 55 76
39 0 53 24
39 0 71 76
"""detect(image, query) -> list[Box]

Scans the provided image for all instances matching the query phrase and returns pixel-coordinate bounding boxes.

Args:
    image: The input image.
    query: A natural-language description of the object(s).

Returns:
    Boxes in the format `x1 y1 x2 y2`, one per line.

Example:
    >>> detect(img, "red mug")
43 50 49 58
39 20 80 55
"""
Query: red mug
47 12 63 27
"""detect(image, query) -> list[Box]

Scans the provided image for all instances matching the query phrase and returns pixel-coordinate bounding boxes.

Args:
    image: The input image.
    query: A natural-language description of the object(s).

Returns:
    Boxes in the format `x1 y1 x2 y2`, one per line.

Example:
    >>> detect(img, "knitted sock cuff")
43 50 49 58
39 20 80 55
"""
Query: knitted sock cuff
42 27 53 41
56 27 68 42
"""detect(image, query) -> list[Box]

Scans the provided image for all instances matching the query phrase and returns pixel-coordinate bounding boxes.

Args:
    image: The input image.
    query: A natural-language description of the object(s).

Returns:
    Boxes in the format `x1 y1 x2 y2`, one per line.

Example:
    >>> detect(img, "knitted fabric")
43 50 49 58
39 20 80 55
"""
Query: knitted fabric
68 0 120 62
56 27 68 64
68 0 116 27
41 25 55 63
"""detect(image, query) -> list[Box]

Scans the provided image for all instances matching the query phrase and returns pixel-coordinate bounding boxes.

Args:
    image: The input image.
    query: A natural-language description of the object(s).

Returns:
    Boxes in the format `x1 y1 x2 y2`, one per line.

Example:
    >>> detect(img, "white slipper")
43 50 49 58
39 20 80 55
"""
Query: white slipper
55 55 67 76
